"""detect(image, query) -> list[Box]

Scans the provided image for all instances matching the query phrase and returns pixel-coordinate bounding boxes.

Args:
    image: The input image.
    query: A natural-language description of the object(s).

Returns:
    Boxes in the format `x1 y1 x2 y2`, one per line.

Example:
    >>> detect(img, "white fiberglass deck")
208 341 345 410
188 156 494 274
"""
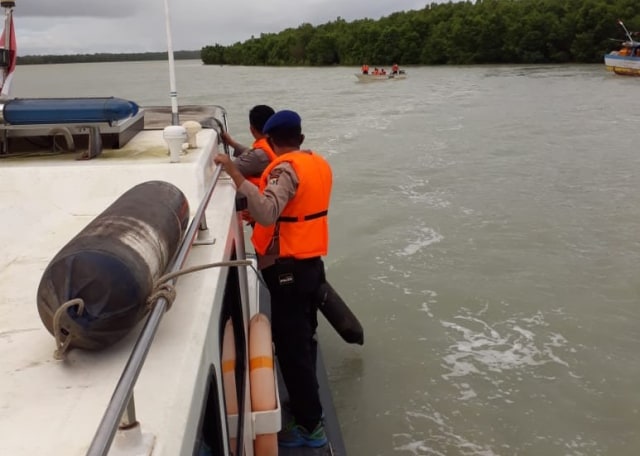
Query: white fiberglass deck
0 129 243 455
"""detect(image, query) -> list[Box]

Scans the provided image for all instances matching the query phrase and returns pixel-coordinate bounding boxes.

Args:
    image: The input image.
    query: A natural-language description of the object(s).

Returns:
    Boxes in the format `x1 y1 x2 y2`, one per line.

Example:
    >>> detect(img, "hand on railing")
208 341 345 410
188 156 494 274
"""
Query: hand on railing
214 153 245 188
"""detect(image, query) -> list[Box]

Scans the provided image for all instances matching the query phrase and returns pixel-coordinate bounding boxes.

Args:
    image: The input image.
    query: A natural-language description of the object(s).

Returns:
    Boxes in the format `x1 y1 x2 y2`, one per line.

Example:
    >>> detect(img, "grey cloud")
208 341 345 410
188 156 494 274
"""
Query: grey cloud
10 0 432 55
16 1 140 18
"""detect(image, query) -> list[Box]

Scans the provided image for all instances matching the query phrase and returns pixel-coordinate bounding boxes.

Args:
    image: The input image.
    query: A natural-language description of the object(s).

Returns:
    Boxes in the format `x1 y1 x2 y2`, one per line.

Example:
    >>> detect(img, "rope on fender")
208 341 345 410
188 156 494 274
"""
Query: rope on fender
53 298 85 360
52 260 259 360
147 259 259 312
146 282 177 312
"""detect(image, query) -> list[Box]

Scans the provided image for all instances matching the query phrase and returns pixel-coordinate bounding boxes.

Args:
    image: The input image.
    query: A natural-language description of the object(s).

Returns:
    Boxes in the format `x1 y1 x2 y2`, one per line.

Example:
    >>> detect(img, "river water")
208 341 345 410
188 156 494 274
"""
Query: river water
12 61 640 456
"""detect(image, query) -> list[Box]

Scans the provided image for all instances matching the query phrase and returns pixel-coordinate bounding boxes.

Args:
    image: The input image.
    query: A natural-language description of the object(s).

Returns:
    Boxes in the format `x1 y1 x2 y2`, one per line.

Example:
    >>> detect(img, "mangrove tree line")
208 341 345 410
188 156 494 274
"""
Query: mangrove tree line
201 0 639 66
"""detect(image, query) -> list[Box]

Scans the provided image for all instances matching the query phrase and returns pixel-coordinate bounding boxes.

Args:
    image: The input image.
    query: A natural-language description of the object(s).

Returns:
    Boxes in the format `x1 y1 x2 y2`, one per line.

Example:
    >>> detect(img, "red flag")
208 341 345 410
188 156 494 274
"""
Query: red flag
0 14 16 97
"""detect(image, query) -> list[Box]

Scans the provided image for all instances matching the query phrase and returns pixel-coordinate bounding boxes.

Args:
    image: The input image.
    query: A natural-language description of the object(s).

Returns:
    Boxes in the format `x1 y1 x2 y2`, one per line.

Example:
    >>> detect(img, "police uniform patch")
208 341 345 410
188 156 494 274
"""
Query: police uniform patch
268 168 284 186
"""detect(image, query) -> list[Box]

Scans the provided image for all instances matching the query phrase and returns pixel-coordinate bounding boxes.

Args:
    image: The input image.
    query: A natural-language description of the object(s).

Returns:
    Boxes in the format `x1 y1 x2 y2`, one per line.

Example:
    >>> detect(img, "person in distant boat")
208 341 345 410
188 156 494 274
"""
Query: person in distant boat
220 104 276 186
380 68 386 75
214 110 332 449
361 64 369 74
392 63 399 74
373 67 379 75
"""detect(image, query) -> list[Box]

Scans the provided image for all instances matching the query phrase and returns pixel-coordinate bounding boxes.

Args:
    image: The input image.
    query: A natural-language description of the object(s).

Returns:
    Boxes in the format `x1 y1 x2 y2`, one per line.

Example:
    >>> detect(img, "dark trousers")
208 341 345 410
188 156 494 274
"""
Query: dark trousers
261 257 325 432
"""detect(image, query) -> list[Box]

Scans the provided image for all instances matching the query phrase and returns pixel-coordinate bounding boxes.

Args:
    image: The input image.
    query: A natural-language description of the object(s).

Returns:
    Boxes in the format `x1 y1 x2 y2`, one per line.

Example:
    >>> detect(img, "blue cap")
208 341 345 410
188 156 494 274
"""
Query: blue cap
263 110 301 134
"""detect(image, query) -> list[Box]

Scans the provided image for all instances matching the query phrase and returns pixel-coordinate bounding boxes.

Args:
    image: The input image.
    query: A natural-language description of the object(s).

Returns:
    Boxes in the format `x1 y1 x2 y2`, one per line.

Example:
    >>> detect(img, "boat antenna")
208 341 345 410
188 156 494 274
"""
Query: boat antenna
163 0 179 125
617 19 635 43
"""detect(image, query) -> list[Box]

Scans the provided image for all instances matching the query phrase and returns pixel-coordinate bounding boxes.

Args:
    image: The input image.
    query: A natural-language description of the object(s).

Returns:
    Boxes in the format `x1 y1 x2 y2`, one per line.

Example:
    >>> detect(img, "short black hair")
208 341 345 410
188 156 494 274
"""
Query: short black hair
249 105 275 134
268 126 303 148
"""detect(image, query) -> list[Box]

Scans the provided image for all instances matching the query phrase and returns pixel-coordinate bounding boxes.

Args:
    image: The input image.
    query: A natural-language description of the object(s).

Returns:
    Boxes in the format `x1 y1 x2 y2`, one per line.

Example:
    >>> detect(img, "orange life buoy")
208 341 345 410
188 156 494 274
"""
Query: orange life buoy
222 319 238 455
249 313 278 456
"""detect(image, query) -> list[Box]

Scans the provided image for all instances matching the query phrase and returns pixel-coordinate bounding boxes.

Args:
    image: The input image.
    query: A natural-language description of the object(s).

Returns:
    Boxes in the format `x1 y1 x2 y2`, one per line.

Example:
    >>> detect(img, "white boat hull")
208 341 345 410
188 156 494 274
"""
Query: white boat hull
355 72 407 82
604 53 640 75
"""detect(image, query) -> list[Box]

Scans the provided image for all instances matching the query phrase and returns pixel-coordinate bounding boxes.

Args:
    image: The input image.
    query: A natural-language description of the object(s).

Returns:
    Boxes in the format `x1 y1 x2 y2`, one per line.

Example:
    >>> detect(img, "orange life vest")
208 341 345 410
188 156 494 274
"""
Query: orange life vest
252 151 332 258
247 137 277 186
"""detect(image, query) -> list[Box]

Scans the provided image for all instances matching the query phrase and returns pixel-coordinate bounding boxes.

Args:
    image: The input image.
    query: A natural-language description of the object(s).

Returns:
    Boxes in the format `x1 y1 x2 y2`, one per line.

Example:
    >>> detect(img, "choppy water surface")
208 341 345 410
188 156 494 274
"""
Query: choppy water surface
13 62 640 456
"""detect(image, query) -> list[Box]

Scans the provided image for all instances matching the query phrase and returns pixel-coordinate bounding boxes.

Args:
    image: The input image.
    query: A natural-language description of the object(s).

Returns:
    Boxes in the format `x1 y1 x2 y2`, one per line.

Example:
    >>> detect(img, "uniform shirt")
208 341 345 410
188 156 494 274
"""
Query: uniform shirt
231 143 272 179
237 161 299 269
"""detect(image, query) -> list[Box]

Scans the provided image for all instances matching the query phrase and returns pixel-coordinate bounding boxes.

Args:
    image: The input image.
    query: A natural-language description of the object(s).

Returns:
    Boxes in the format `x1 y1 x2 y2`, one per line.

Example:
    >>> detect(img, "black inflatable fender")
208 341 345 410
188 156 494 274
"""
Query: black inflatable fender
37 180 189 352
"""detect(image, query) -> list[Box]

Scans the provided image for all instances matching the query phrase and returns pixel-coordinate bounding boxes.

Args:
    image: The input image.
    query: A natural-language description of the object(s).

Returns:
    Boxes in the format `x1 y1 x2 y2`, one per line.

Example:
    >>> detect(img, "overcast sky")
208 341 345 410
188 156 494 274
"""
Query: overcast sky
9 0 429 56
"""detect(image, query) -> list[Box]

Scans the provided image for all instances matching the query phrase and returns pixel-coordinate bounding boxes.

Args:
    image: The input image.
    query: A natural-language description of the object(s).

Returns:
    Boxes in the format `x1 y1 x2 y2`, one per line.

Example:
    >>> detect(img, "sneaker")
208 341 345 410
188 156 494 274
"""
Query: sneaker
278 420 304 447
303 421 328 448
278 420 328 448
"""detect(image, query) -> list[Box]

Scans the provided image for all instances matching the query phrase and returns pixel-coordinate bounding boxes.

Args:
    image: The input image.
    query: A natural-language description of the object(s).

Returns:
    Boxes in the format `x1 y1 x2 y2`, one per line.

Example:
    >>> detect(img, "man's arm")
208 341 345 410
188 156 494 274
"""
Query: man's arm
234 148 271 178
238 163 298 225
220 132 250 157
231 143 250 157
213 155 298 225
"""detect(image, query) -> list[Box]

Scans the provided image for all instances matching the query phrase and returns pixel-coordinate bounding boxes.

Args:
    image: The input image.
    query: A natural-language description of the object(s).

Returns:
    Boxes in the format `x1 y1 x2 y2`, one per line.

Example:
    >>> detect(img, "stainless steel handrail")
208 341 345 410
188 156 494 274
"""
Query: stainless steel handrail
86 107 229 456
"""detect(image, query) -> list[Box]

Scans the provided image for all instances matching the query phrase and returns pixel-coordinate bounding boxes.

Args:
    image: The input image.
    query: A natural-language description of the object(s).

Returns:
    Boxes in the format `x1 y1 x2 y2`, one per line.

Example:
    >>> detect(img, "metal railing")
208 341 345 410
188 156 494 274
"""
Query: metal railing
86 107 230 456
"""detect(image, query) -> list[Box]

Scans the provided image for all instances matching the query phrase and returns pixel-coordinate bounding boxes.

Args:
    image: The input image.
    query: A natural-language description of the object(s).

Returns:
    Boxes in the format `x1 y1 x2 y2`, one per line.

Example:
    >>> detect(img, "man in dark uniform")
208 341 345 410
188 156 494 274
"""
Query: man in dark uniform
214 110 331 448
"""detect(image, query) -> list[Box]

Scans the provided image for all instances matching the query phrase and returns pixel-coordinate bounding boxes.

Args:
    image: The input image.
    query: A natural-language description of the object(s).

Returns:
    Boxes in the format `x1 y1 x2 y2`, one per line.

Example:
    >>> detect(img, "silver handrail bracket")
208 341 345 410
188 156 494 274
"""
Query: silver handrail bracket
108 421 155 456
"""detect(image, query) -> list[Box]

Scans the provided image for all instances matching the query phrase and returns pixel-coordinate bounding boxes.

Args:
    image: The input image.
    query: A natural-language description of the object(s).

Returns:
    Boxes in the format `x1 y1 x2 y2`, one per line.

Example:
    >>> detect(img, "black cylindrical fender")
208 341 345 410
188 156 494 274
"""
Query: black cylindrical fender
36 180 190 352
316 280 364 345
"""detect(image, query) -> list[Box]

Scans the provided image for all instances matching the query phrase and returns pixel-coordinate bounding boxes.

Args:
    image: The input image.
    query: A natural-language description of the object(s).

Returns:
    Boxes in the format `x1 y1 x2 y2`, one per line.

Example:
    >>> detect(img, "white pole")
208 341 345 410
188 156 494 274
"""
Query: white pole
163 0 179 125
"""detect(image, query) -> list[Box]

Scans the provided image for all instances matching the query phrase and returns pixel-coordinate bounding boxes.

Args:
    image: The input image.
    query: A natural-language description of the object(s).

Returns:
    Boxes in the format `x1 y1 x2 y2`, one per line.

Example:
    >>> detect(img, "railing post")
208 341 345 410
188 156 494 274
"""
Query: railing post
119 396 138 430
199 215 208 232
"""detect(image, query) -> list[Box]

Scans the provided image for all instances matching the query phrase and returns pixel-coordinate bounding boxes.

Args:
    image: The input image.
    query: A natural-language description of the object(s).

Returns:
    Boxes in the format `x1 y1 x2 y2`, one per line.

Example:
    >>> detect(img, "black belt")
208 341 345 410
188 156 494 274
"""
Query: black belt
278 210 327 223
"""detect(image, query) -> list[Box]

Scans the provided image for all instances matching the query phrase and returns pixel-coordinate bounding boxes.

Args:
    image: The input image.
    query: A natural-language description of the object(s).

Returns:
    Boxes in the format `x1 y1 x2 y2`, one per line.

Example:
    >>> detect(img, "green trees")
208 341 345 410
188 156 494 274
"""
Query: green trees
201 0 637 66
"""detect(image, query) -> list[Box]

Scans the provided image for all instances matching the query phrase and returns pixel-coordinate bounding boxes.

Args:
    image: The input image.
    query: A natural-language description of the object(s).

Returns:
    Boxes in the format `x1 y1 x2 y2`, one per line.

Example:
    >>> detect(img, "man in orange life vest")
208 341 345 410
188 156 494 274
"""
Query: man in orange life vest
214 110 331 448
220 104 276 185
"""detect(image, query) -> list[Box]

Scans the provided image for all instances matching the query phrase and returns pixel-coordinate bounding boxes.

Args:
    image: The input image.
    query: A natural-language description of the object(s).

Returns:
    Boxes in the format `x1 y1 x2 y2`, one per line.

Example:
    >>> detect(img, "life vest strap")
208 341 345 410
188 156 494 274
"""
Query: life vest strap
278 210 328 223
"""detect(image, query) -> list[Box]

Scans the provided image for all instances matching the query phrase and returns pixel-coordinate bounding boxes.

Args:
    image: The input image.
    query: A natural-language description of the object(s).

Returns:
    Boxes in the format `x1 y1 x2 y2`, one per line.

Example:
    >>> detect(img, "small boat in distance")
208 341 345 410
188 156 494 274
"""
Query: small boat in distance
604 19 640 76
354 71 408 82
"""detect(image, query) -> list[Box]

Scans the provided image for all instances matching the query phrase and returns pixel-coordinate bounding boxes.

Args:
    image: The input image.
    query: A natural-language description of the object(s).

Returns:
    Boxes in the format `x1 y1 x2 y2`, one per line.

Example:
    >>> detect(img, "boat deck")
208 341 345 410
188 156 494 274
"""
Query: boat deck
0 106 347 454
0 126 241 455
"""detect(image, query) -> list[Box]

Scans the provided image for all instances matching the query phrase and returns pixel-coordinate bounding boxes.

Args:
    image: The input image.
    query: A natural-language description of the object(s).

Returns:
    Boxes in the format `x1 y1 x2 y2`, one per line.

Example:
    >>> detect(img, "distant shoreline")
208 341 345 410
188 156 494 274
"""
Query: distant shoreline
16 50 201 65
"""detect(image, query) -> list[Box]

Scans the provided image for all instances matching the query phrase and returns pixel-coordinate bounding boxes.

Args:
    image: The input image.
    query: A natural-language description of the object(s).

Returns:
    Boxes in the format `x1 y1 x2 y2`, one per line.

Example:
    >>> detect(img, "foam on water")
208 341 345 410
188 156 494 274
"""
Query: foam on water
396 226 444 257
397 178 451 208
440 309 574 385
392 406 501 456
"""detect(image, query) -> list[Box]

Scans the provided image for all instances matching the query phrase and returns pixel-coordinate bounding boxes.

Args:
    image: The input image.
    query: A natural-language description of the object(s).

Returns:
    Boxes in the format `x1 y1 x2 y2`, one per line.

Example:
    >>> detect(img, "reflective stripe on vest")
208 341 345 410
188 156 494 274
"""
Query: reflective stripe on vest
278 210 328 223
